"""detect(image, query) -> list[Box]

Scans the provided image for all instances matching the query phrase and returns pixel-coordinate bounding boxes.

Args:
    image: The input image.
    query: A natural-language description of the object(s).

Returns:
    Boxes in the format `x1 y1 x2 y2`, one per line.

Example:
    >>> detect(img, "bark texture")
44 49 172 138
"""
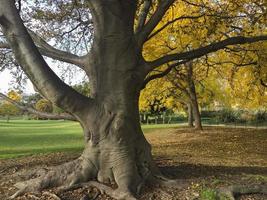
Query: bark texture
186 62 203 130
187 103 194 127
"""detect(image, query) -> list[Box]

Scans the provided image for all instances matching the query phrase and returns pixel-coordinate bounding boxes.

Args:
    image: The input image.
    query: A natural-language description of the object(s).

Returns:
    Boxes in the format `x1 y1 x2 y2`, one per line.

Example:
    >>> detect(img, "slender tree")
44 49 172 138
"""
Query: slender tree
0 0 266 199
167 61 203 129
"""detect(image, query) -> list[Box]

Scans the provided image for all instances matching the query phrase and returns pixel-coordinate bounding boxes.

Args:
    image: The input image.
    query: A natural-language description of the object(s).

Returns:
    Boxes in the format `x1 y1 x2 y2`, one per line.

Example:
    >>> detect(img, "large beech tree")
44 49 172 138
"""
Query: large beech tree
0 0 267 199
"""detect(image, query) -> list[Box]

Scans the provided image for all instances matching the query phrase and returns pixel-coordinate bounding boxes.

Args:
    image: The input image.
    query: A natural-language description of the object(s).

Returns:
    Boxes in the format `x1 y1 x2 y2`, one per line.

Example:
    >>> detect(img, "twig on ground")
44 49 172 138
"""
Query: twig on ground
0 168 8 174
43 191 61 200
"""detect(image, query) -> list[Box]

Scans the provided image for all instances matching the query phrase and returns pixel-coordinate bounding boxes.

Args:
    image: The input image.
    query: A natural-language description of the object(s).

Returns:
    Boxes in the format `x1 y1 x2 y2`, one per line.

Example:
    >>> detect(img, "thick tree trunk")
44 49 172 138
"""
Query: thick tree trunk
80 96 156 196
12 79 160 199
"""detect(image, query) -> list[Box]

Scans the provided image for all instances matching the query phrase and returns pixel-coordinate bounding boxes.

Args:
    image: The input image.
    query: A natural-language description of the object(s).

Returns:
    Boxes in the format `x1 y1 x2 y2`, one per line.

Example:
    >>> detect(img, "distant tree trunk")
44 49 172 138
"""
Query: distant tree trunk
190 96 202 130
187 103 194 127
162 112 166 124
168 115 172 124
186 62 203 130
6 115 10 123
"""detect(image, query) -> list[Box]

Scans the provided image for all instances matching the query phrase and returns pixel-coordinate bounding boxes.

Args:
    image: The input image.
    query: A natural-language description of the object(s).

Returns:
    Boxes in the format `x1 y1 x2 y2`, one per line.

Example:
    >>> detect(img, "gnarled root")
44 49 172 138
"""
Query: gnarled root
10 156 97 199
217 183 267 200
147 173 189 190
60 181 137 200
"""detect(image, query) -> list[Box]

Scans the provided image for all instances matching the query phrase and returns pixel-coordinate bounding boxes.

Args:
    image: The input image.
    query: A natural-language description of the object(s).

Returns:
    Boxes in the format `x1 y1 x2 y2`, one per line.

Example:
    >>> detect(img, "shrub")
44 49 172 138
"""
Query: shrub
217 109 240 123
35 99 53 113
254 111 267 122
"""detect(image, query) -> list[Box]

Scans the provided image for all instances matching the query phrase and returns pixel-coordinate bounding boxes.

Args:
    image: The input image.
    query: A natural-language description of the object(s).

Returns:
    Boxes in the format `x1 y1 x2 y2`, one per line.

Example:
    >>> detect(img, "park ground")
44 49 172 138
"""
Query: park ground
0 120 266 200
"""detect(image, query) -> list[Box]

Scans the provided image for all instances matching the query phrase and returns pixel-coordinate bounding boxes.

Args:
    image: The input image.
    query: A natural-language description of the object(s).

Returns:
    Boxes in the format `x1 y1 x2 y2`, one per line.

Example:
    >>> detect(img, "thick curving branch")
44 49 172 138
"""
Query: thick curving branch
28 30 87 68
0 0 93 119
148 35 267 70
0 92 77 121
0 30 86 68
137 0 175 45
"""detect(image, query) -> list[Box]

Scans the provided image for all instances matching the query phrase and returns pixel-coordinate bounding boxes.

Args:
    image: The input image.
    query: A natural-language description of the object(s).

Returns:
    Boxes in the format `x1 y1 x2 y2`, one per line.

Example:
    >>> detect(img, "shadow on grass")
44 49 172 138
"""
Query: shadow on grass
156 159 267 179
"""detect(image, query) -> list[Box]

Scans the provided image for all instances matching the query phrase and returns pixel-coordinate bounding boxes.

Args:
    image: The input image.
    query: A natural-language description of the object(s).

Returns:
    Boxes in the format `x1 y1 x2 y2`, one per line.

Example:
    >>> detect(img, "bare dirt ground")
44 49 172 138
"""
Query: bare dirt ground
0 127 266 200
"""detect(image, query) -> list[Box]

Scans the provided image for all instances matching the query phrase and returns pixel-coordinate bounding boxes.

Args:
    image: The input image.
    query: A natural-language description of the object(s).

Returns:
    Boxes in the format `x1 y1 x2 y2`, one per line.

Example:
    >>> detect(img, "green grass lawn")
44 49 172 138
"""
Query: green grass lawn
0 120 179 159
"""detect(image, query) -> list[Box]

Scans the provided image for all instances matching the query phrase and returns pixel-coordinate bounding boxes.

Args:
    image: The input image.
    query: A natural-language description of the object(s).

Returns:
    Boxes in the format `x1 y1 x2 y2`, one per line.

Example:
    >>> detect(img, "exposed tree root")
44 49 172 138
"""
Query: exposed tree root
148 174 189 190
58 181 137 200
217 184 267 200
9 165 188 200
9 157 97 199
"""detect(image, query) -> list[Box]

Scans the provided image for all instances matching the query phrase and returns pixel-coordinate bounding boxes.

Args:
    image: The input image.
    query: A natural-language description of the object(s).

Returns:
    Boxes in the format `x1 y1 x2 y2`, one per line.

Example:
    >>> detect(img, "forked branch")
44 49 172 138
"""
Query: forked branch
137 0 175 45
135 0 152 33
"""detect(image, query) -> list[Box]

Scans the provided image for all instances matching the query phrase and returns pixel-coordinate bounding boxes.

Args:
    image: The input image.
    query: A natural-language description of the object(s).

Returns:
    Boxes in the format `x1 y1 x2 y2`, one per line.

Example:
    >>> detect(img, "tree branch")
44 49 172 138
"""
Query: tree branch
137 0 174 45
149 35 267 70
28 30 86 68
0 92 76 121
260 79 267 87
0 30 86 68
142 59 188 88
148 14 205 40
0 41 9 48
0 1 93 119
135 0 152 33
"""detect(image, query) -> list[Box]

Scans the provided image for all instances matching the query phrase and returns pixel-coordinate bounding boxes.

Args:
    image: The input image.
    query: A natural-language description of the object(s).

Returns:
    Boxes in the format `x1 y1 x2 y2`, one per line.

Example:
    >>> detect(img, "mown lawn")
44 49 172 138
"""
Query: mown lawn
0 120 180 159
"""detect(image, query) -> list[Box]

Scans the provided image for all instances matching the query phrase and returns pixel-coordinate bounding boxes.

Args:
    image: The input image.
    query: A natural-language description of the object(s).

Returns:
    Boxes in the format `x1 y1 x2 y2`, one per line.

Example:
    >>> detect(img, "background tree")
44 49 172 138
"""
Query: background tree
139 78 175 124
0 90 21 122
72 81 91 97
35 99 53 114
0 0 266 199
167 61 203 129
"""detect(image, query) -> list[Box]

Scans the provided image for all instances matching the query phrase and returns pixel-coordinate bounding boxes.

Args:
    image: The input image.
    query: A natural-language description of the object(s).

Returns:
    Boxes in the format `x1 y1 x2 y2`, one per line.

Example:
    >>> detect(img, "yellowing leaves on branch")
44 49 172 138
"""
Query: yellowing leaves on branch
7 90 22 102
141 0 266 114
139 78 176 113
0 90 22 121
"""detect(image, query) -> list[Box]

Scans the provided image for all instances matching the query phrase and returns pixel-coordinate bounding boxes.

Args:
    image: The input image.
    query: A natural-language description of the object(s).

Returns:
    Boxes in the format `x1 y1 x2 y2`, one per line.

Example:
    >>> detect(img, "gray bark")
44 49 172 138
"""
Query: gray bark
186 62 203 130
187 103 194 127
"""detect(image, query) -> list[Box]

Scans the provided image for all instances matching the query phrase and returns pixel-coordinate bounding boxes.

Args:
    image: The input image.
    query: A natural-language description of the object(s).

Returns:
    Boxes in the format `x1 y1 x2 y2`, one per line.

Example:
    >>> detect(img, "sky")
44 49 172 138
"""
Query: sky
0 70 35 94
